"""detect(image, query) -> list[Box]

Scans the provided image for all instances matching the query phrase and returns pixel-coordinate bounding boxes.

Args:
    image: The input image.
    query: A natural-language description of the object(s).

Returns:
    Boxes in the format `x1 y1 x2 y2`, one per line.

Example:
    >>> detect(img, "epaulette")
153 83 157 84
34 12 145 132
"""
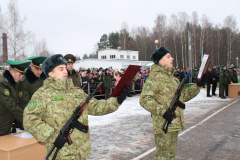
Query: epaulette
4 78 8 83
21 76 26 82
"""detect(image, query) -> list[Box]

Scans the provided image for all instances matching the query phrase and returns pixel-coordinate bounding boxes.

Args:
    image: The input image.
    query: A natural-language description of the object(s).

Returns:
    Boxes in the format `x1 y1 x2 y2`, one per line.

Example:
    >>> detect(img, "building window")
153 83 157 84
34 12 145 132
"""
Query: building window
120 55 124 59
133 56 136 59
110 55 116 59
127 55 130 59
101 55 106 59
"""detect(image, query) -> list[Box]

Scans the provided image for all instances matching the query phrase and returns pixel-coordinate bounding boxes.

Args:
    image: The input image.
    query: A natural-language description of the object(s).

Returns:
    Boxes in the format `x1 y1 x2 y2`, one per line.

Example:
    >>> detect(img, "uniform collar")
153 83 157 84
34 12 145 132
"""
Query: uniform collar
150 64 175 76
44 77 74 90
3 70 16 85
25 66 46 84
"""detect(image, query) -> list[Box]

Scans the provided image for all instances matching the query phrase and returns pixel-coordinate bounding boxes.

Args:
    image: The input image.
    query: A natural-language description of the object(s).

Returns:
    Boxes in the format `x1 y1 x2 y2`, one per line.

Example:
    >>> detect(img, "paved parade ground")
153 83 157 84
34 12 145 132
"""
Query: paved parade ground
88 88 240 160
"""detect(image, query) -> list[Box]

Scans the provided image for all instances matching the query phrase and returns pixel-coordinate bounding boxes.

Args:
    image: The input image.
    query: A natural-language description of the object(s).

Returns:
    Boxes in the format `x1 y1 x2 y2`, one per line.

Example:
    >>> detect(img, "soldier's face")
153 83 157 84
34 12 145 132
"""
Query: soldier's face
30 65 42 77
11 70 23 82
67 63 74 71
48 64 68 79
159 53 174 68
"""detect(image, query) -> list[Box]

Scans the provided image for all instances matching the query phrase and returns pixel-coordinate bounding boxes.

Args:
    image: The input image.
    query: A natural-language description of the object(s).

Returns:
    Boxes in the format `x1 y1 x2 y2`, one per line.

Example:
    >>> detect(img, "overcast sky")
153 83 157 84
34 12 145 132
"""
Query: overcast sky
1 0 240 58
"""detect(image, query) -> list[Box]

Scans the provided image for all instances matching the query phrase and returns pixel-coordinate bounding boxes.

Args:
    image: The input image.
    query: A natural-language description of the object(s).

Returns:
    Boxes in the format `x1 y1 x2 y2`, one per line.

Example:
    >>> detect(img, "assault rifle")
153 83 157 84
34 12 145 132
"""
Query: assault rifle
45 82 103 160
162 77 186 134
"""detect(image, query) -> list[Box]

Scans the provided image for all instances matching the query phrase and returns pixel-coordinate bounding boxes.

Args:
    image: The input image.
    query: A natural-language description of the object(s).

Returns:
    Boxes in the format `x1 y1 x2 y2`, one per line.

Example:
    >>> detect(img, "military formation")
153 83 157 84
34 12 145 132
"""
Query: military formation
0 49 239 159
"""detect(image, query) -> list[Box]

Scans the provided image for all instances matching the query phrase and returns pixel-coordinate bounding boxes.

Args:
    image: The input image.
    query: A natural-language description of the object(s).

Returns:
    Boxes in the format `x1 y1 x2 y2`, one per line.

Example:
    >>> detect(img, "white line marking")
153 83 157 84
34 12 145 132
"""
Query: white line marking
132 99 239 160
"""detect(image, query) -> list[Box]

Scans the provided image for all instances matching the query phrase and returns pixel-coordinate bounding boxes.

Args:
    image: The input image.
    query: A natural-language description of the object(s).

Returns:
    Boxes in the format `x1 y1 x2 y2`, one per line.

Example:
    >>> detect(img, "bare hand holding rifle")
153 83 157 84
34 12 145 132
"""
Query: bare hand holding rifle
162 78 186 134
45 82 102 160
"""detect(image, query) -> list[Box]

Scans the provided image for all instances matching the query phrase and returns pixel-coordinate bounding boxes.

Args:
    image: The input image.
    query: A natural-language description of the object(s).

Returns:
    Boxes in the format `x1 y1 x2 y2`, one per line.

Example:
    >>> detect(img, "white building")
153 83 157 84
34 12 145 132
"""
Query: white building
98 48 139 60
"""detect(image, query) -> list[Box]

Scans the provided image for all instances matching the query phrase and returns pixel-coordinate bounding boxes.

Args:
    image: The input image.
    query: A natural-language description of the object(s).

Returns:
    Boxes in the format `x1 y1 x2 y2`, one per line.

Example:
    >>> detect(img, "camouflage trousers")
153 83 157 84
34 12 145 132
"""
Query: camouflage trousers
47 147 86 160
154 131 178 160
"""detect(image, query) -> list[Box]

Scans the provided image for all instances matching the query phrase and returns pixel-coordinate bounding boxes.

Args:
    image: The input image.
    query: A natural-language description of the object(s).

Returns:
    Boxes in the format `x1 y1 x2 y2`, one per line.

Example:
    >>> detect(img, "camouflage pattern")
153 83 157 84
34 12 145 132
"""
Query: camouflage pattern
68 69 81 88
139 64 200 159
23 77 120 160
0 70 23 136
154 131 178 160
18 66 46 109
192 70 198 83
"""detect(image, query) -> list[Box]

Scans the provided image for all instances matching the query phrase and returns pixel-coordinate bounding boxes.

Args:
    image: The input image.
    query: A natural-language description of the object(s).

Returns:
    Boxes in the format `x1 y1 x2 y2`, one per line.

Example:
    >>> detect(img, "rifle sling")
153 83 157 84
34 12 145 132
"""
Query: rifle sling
74 121 88 133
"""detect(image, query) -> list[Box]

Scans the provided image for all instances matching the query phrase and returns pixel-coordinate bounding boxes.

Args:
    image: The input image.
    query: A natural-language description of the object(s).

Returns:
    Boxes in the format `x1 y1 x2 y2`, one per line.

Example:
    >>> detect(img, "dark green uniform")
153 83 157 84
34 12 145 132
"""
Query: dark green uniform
232 70 238 83
18 66 46 109
192 70 198 83
0 70 23 136
219 70 228 98
103 73 111 100
68 69 81 88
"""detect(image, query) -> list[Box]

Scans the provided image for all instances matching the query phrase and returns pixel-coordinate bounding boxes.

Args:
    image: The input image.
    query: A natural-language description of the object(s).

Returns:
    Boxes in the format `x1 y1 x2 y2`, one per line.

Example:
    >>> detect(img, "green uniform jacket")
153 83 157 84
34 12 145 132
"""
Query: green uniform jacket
68 69 81 88
18 67 46 109
219 70 228 85
192 70 198 83
102 73 111 89
139 64 200 134
232 70 238 83
0 70 23 136
23 77 120 159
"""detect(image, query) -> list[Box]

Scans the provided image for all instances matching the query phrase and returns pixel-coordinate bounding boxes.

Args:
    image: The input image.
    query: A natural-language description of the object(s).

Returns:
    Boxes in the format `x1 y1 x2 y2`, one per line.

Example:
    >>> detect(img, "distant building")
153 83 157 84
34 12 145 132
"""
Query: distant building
98 47 139 60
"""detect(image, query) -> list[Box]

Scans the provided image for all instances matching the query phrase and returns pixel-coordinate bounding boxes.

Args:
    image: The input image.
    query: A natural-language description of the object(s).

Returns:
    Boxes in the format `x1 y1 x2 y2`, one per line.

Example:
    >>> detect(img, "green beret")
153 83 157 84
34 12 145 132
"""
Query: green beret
64 54 76 63
27 56 47 68
7 60 31 74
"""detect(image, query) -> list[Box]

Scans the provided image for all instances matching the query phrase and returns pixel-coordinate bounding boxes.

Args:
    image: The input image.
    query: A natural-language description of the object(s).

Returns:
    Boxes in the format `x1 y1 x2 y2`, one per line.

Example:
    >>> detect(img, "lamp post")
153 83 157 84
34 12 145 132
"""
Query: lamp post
154 40 159 49
237 58 238 67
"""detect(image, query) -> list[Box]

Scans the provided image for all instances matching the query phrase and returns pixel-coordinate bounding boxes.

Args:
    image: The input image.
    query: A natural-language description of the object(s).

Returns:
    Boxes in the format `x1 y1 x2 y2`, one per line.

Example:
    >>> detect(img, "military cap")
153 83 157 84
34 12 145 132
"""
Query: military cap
228 67 232 69
7 60 31 74
41 54 67 77
27 56 47 69
221 64 225 68
150 46 171 64
0 66 4 70
64 54 76 63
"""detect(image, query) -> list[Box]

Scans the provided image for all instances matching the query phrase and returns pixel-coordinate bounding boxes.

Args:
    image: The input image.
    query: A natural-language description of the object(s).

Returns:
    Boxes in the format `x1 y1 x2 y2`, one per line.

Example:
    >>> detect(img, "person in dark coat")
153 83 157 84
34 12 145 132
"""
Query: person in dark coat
103 68 111 100
219 65 228 99
211 65 219 96
232 66 238 83
205 68 213 97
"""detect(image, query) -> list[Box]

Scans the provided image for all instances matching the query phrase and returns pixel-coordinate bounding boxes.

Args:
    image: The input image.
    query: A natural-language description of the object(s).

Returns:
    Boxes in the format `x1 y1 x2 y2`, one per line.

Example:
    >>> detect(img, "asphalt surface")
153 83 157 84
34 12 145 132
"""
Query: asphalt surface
138 99 240 160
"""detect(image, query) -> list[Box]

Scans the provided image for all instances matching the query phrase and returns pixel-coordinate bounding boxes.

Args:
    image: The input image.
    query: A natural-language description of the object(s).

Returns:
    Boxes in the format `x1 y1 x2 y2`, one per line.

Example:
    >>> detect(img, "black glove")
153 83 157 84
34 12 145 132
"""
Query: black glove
54 135 67 149
197 80 205 87
116 87 129 104
163 111 174 124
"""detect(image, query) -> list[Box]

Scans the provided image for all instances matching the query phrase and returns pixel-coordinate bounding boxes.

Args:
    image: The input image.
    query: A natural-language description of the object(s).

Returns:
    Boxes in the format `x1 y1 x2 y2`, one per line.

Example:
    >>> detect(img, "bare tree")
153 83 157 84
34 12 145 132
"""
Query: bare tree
1 0 34 61
224 15 238 66
153 14 167 46
119 22 133 50
200 14 211 61
191 11 199 67
32 39 53 57
169 13 179 67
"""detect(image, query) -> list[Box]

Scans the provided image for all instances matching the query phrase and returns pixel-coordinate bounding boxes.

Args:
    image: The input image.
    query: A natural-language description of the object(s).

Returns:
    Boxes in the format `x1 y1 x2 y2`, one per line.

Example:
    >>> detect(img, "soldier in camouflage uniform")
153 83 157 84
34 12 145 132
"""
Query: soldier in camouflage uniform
139 47 203 160
64 54 82 88
102 68 111 100
23 54 128 160
0 60 30 136
192 67 198 83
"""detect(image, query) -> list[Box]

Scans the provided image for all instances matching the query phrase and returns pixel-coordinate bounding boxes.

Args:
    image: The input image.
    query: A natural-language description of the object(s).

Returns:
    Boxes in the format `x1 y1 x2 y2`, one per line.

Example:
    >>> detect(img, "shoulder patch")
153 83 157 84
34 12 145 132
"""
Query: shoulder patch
51 96 64 101
163 80 171 83
19 91 23 98
75 95 83 99
4 78 8 83
145 84 152 91
28 100 36 111
4 89 10 96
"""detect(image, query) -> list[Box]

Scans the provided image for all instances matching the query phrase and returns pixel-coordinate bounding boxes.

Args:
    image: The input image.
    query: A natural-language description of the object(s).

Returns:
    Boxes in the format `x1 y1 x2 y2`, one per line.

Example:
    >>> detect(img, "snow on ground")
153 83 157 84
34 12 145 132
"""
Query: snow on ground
88 87 235 159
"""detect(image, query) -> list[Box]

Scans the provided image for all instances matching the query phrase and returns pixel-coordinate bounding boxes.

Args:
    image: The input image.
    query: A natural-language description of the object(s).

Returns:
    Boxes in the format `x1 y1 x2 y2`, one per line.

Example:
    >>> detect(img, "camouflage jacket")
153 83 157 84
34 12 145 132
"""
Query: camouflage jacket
139 64 200 134
0 70 23 136
18 66 46 109
23 77 120 159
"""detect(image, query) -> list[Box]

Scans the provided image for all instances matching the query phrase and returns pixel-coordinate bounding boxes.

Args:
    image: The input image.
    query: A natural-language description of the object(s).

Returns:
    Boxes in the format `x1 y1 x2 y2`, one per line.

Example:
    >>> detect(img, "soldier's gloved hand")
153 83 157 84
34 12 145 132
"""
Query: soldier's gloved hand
116 87 129 104
163 111 174 124
54 135 67 150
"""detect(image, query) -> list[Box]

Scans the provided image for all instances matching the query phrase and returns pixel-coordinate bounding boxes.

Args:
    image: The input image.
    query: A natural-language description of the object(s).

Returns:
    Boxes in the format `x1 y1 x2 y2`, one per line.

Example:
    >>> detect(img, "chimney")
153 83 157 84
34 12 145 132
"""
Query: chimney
2 33 8 66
